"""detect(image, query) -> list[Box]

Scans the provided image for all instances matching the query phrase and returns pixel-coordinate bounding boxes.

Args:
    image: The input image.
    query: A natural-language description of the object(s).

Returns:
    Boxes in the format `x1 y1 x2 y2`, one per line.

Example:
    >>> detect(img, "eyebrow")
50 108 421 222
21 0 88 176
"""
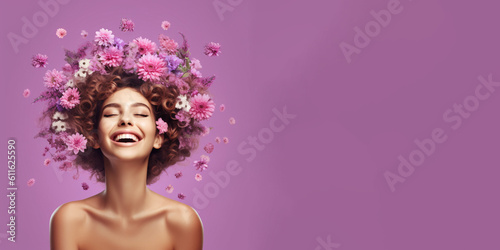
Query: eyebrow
102 102 152 112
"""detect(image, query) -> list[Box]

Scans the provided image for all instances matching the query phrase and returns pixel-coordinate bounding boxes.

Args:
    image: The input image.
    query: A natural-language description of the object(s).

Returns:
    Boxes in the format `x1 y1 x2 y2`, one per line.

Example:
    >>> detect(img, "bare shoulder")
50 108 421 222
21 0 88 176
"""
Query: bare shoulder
50 200 88 250
50 200 87 226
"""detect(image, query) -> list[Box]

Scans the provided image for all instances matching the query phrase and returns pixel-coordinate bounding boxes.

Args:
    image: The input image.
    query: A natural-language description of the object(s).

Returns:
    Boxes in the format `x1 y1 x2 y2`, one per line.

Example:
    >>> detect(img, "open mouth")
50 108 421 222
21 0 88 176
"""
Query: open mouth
113 133 141 143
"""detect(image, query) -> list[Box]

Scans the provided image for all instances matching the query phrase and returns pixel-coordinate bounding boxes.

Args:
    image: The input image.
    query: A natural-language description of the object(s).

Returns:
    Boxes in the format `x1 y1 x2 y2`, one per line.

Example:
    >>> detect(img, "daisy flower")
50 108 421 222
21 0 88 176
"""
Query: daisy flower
189 93 215 121
158 34 178 54
195 173 202 181
156 118 169 134
94 28 115 46
204 143 214 154
229 117 236 125
136 54 166 81
161 21 171 30
27 178 35 187
65 133 87 154
165 185 174 193
79 59 91 69
204 42 221 57
134 37 156 55
23 89 30 98
56 28 67 38
32 54 48 68
98 47 123 67
43 69 66 89
60 88 80 109
120 18 135 32
175 95 191 112
81 30 88 38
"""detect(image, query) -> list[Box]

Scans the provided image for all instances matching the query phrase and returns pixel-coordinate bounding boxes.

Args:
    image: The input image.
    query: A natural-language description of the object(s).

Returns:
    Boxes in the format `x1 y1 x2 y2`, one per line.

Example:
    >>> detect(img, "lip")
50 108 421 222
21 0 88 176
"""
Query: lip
110 130 143 145
112 140 140 147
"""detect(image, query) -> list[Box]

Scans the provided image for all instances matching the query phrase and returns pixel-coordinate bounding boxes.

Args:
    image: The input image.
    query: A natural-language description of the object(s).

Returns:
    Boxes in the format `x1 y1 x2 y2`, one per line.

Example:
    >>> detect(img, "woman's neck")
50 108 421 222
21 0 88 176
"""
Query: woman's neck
99 157 152 219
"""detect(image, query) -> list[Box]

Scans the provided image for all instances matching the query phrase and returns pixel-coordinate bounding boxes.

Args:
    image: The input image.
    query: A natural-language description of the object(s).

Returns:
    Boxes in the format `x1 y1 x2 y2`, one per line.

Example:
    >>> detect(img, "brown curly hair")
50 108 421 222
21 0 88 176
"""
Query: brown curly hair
66 66 192 185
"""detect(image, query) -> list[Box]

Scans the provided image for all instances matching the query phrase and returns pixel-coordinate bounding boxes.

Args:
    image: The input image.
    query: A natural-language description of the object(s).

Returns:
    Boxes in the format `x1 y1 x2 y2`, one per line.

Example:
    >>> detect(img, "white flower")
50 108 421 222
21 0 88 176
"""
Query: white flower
52 111 68 120
175 95 191 112
79 59 91 69
65 79 75 88
74 68 93 79
51 120 67 132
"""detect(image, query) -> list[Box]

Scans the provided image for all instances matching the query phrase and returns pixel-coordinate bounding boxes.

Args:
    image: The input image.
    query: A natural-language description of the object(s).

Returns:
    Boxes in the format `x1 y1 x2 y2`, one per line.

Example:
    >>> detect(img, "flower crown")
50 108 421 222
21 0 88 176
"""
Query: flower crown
32 19 223 194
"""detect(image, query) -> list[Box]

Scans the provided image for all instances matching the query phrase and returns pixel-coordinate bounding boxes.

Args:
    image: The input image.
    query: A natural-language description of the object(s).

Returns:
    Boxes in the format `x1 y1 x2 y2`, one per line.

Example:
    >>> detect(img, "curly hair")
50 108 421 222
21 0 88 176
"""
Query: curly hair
66 66 194 185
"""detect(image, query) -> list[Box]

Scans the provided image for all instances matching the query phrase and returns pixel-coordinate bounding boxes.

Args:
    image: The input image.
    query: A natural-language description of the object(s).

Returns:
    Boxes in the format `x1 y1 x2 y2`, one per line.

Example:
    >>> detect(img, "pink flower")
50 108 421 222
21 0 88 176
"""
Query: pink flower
56 28 67 38
223 137 229 144
165 185 174 193
156 118 169 134
23 89 30 98
158 34 178 54
193 155 210 171
219 104 225 112
120 18 135 32
229 117 236 125
215 137 221 143
81 30 88 38
204 143 214 154
94 28 114 46
65 133 87 154
44 158 51 166
190 58 202 69
32 54 48 68
175 171 183 178
136 54 166 81
204 42 221 57
82 182 89 190
27 178 35 187
201 126 210 136
195 173 202 181
98 47 123 67
177 193 185 200
134 37 156 55
43 69 66 89
189 94 215 121
60 88 81 109
161 21 171 30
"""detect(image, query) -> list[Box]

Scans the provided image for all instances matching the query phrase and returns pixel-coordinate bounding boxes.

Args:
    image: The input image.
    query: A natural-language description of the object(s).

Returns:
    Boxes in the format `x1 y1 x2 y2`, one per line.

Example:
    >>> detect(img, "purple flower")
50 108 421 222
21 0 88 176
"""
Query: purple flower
82 182 89 190
32 54 48 68
164 54 182 71
177 193 185 200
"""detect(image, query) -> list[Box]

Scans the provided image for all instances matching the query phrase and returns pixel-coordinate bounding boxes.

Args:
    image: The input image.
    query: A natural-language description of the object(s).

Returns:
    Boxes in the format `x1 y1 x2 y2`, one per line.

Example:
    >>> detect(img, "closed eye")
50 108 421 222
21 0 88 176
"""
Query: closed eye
136 114 149 117
103 114 117 117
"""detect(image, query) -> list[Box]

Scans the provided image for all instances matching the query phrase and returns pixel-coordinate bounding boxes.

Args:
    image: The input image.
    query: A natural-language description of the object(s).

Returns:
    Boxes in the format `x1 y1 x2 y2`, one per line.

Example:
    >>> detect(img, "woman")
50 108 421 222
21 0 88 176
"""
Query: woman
33 23 219 250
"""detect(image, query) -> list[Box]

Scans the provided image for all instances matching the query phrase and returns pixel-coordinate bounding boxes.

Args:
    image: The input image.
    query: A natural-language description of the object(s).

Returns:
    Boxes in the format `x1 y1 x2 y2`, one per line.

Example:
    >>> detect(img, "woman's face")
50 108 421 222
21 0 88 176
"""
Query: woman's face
94 87 163 163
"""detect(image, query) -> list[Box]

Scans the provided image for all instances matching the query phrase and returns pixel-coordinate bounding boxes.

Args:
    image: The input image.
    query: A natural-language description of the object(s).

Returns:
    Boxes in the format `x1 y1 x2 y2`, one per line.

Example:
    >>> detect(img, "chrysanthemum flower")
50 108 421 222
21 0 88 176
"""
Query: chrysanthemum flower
98 47 123 67
43 69 66 89
193 154 210 171
60 88 80 110
158 34 178 54
120 18 135 32
27 178 35 187
56 28 67 38
204 42 221 57
189 93 215 121
204 142 214 154
64 132 87 154
136 54 166 81
134 37 156 55
195 173 202 181
23 89 30 98
161 21 171 30
156 118 169 134
165 185 174 193
190 58 202 69
32 54 48 68
94 28 115 46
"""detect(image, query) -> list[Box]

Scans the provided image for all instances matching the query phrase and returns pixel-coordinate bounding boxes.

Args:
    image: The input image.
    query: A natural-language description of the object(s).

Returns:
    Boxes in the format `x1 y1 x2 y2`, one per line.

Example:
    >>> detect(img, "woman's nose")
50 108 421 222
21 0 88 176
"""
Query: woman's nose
119 115 133 126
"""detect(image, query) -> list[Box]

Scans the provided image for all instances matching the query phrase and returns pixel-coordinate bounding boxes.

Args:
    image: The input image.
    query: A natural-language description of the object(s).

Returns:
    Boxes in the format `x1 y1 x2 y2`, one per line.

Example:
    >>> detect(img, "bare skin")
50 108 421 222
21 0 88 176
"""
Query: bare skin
50 88 203 250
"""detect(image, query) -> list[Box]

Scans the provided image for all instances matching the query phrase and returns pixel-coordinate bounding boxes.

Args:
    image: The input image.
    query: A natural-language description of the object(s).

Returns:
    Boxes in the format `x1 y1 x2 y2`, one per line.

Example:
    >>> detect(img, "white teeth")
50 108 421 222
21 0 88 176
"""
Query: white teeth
114 134 139 142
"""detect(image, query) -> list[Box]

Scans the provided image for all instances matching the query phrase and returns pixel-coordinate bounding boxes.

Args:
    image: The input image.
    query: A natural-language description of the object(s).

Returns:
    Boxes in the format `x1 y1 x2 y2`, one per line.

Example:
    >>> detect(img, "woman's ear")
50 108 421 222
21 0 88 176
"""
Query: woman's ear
153 133 164 149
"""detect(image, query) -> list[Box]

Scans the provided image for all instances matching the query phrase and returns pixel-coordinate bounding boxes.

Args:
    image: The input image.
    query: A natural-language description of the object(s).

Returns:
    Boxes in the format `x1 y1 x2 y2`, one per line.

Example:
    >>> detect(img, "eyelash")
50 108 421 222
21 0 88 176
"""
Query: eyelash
103 114 149 117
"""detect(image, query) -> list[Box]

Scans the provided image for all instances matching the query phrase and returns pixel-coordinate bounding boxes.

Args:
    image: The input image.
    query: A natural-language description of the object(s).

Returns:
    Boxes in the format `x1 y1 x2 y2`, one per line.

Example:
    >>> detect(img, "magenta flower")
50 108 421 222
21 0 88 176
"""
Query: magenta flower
165 185 174 193
204 142 214 154
94 28 114 46
134 37 156 55
32 54 48 68
189 93 215 121
82 182 89 190
177 193 185 200
120 18 135 32
193 155 209 171
136 54 166 81
158 34 178 54
98 47 123 67
23 89 30 98
60 88 81 109
44 158 51 166
175 171 183 178
161 21 171 30
65 132 88 154
43 69 66 89
81 30 88 38
215 137 221 143
195 173 202 181
156 118 169 134
229 117 236 125
56 28 67 38
204 42 221 57
27 178 35 187
219 104 225 112
223 137 229 144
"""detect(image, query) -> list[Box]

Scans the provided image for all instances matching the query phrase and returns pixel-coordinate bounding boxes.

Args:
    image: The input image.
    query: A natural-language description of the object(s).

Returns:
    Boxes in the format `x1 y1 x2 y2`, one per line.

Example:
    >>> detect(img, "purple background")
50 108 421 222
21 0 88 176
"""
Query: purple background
1 0 500 249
